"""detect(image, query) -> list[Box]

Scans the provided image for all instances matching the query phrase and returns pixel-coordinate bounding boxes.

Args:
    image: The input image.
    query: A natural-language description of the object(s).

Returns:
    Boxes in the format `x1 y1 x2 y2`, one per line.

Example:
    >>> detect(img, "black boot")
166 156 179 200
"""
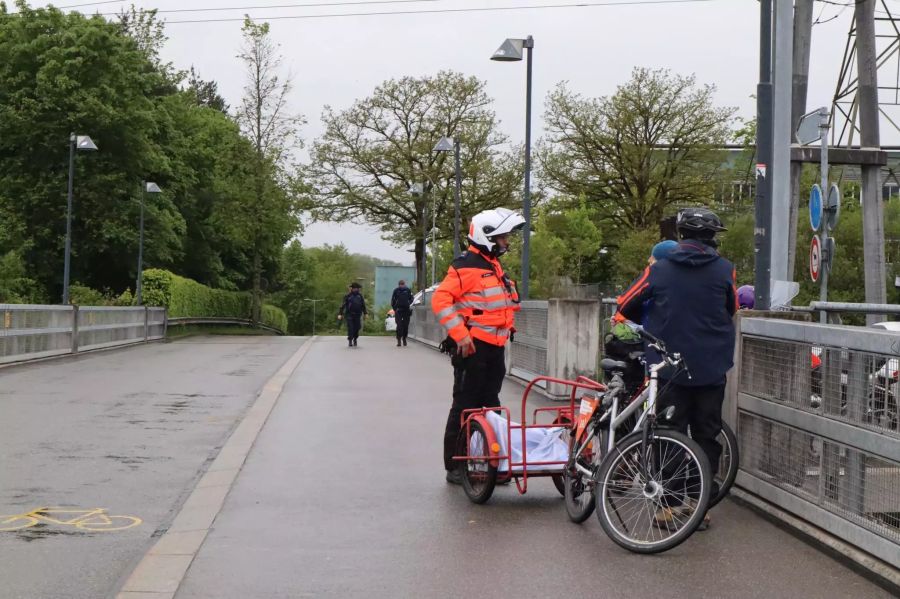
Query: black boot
402 338 407 346
348 338 353 347
397 337 401 347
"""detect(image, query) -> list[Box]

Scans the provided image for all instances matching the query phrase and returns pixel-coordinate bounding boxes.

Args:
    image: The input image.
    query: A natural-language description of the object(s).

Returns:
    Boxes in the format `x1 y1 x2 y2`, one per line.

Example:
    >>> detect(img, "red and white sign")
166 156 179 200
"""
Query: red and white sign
810 235 821 282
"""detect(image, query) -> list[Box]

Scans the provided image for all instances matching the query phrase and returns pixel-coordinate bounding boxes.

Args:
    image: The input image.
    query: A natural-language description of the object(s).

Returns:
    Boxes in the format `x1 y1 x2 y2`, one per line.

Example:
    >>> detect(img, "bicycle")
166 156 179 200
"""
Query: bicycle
562 328 713 554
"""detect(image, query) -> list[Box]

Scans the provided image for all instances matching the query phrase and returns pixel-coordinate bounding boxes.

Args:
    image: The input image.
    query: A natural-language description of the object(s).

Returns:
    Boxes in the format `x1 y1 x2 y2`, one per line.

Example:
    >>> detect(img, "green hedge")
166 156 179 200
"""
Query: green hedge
142 269 287 333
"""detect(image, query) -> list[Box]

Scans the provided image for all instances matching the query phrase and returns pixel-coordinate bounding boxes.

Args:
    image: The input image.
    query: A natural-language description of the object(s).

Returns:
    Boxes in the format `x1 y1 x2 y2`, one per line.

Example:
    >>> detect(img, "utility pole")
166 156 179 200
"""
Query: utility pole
788 0 814 279
770 0 794 292
755 0 774 310
856 0 887 324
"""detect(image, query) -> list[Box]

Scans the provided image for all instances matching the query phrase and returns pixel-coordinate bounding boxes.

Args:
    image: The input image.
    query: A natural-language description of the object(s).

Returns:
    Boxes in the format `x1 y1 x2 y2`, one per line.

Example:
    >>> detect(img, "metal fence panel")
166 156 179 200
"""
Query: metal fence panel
737 316 900 568
0 305 165 365
509 300 548 382
0 304 74 364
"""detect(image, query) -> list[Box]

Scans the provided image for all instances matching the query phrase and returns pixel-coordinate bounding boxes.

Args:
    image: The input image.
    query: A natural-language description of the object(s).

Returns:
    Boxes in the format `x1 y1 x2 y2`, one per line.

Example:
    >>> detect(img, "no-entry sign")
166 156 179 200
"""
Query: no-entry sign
810 235 822 282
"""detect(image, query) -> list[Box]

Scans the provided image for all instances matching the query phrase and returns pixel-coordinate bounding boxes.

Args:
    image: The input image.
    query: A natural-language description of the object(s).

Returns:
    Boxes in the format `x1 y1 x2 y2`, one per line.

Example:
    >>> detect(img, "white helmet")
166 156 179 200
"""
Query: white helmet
468 208 526 257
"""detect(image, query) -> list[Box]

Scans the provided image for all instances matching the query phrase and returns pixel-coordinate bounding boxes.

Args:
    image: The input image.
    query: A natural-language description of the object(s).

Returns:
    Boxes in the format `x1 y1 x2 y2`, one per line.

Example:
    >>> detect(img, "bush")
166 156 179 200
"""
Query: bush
68 284 108 306
142 269 287 332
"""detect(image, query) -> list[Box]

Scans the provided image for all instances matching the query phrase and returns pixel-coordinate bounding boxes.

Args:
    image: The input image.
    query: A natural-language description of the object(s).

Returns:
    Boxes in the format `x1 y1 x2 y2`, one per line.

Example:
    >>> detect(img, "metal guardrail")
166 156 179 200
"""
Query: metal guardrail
166 316 284 335
734 316 900 569
0 305 166 365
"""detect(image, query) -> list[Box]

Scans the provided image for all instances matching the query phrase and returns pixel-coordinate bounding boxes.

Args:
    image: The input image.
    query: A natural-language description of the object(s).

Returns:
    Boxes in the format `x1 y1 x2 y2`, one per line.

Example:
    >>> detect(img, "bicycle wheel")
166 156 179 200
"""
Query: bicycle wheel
563 428 605 523
594 429 712 554
461 419 497 504
710 421 739 508
0 514 38 532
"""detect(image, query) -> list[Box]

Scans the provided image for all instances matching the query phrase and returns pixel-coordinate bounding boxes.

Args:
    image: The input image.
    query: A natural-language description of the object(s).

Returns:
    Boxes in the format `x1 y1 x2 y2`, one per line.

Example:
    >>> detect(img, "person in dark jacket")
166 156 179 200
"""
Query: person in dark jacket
390 280 414 347
338 282 368 347
617 207 737 529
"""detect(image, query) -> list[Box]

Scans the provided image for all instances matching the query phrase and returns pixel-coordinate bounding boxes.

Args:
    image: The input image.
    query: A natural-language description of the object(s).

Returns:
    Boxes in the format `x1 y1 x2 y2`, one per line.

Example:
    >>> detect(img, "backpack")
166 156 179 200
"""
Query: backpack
346 293 365 314
603 325 645 392
394 288 413 311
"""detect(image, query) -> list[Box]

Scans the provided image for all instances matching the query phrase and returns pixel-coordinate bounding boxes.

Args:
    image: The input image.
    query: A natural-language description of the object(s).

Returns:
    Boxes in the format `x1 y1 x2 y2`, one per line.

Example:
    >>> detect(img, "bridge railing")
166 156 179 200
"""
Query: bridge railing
410 297 600 395
0 304 166 365
731 316 900 569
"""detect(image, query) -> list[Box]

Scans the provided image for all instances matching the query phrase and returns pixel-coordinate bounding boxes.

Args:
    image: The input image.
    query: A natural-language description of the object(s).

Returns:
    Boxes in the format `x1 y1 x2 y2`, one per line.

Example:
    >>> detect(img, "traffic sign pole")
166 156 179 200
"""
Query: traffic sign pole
818 110 830 324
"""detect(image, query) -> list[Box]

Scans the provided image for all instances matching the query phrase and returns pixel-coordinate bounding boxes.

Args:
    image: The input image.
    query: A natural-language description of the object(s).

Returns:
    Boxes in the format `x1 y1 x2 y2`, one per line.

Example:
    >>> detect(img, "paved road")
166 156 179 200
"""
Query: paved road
175 336 892 599
0 336 306 599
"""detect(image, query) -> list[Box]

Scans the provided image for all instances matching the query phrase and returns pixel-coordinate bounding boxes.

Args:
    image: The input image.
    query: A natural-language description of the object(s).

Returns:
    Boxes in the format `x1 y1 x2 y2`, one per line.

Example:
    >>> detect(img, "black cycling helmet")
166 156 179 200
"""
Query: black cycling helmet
676 207 727 238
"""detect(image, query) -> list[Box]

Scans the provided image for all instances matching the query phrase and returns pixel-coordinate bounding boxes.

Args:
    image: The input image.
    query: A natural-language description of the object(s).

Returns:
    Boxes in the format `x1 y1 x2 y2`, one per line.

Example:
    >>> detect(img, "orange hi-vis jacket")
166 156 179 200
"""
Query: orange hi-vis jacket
431 246 520 347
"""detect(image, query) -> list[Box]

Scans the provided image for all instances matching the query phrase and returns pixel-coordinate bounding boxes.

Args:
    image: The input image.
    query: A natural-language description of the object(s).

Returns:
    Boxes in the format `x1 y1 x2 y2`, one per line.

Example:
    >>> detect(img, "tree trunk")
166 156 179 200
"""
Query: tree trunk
251 245 262 324
414 237 426 292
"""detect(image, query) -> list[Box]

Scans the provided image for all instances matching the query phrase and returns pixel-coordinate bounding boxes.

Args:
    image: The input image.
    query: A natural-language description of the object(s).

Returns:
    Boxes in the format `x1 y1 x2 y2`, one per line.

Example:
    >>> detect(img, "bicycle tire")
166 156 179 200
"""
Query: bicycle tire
594 429 712 554
0 514 38 532
709 421 739 508
563 427 606 523
461 419 498 504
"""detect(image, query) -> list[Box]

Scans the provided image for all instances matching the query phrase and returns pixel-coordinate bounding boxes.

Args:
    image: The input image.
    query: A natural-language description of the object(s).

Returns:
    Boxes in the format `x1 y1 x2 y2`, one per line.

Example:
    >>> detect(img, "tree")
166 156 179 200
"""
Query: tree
187 67 229 113
303 71 521 290
540 68 736 232
233 17 303 322
0 2 185 297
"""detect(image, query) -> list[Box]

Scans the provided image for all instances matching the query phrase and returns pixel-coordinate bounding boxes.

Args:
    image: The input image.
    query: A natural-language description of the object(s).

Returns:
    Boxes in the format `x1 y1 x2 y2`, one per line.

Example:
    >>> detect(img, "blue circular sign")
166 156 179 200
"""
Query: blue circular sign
810 184 823 231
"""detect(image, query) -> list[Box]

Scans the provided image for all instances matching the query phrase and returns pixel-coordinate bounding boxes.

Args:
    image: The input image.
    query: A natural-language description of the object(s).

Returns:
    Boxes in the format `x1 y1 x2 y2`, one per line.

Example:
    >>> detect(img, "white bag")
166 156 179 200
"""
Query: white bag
484 410 568 473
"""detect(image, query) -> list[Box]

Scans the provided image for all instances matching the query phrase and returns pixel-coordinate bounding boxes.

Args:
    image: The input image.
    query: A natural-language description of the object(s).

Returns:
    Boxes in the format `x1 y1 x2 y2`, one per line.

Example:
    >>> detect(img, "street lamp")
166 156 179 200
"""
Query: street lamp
433 136 462 257
62 133 98 304
136 181 162 305
492 35 534 300
302 298 325 335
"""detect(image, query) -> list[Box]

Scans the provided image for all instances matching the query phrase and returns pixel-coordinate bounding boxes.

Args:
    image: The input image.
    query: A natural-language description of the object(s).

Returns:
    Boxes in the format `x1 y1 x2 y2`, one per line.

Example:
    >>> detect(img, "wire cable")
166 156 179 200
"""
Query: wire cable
155 0 721 25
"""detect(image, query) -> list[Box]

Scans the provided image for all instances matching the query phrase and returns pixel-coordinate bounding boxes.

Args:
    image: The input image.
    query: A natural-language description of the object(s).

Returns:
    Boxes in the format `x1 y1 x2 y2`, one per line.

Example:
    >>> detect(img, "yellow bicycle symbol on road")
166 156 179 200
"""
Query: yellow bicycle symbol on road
0 508 142 532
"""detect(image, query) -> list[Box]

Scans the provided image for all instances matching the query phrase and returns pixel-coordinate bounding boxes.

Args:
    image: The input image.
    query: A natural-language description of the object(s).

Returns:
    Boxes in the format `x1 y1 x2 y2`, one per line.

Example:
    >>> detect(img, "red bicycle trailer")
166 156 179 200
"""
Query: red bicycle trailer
453 375 607 504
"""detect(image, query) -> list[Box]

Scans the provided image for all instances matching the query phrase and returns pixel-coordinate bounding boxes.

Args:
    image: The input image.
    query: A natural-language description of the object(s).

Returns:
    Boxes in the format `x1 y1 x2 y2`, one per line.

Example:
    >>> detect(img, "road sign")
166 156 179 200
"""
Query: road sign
809 184 823 231
755 163 767 178
796 109 824 145
825 237 836 272
825 183 841 231
810 235 821 282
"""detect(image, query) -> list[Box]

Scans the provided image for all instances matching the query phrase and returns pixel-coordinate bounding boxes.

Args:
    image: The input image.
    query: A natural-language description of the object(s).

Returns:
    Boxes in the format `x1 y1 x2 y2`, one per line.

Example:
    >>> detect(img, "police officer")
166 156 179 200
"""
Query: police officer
338 282 368 347
390 279 414 347
617 207 737 529
431 207 524 484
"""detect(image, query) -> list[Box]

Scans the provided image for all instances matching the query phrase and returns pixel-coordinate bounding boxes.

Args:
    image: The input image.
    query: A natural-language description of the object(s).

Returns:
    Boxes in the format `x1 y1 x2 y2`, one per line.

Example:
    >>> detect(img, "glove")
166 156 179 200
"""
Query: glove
439 335 458 355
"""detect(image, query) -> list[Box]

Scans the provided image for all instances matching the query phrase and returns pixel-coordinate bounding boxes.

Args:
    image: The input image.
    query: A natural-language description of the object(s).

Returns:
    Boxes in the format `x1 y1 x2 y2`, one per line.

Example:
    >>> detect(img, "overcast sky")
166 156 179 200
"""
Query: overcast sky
38 0 867 264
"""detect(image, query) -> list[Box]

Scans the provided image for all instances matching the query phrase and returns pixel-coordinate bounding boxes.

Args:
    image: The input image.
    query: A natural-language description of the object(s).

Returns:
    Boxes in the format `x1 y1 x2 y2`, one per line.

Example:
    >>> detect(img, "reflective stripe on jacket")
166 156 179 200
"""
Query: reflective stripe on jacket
431 246 519 346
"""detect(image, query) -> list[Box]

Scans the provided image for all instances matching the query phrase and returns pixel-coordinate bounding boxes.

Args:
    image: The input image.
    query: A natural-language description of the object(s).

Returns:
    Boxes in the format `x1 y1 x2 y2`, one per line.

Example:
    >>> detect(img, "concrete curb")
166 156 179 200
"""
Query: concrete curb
115 336 317 599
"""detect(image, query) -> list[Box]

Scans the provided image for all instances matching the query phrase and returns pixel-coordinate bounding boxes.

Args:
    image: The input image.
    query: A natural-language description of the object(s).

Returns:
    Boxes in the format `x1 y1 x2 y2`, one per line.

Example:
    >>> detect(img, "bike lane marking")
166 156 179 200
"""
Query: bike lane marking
115 336 316 599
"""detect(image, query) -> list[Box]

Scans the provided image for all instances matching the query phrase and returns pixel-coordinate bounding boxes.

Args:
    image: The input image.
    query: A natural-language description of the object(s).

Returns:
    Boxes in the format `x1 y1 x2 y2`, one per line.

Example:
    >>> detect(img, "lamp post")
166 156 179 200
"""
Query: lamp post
136 181 161 305
302 298 325 335
62 133 98 305
492 35 534 300
433 136 462 257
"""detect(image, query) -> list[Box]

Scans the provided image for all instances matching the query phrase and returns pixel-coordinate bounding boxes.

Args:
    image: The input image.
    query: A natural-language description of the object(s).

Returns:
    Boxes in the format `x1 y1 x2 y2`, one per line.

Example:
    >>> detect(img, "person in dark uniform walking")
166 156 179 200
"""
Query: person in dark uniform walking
390 280 414 347
338 282 368 347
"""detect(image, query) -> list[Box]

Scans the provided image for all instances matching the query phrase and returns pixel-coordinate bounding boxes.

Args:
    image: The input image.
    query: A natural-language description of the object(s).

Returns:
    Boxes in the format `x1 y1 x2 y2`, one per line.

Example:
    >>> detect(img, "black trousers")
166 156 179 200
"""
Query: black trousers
443 339 506 471
657 381 725 499
395 310 411 340
346 314 362 341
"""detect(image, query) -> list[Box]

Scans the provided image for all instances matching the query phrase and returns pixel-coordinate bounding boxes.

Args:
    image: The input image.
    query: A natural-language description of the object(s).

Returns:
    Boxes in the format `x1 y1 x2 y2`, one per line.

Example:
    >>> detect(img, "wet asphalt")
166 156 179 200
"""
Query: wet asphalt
0 336 306 599
173 336 893 599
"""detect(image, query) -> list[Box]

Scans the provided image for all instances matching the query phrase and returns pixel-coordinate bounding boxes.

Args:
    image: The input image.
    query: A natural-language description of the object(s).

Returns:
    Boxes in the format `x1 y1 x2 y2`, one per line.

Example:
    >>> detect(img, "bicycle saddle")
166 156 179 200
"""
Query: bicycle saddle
601 358 629 372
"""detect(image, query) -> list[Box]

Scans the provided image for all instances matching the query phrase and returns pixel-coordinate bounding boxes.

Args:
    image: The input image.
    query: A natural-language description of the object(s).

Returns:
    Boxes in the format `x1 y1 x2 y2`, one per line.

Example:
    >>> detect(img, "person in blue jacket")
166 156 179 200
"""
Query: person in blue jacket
617 207 737 529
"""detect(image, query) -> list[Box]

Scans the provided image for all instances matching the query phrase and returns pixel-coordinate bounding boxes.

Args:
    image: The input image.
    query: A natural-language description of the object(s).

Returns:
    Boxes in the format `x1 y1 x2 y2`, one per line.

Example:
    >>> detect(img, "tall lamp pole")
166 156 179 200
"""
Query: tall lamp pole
492 35 534 299
137 182 162 305
62 133 98 305
433 137 463 257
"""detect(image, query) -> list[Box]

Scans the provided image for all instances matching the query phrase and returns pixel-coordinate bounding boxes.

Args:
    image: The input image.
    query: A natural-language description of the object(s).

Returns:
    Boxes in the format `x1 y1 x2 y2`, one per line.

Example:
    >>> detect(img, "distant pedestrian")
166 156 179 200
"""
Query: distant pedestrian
391 279 414 347
338 282 368 347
